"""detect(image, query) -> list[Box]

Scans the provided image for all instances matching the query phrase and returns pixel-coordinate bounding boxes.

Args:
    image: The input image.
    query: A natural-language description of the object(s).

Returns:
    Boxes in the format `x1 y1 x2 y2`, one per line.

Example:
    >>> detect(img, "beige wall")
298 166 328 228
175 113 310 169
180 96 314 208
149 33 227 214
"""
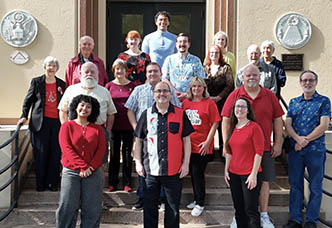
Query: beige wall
0 0 78 118
237 0 332 105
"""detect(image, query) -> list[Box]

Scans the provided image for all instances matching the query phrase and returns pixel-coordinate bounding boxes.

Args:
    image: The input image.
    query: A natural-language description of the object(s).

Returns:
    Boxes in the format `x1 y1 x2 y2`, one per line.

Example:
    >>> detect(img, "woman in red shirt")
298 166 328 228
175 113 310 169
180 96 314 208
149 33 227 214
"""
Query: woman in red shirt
56 95 106 228
224 97 264 228
105 59 136 192
182 77 221 217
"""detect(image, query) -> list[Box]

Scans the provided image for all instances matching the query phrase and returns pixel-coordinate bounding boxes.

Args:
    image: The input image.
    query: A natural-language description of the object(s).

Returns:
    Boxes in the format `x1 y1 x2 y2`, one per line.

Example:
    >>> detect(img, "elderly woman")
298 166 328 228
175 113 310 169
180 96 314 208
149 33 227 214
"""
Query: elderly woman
204 45 234 160
65 35 108 87
182 77 221 217
260 40 287 99
105 59 136 192
118 30 151 85
224 97 264 228
211 31 236 79
18 56 65 191
56 95 106 228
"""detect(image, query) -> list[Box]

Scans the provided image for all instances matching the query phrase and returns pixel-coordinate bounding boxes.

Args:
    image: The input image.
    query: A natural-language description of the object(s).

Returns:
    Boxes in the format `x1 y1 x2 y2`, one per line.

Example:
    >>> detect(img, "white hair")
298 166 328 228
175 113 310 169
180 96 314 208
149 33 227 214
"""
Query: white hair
43 56 59 70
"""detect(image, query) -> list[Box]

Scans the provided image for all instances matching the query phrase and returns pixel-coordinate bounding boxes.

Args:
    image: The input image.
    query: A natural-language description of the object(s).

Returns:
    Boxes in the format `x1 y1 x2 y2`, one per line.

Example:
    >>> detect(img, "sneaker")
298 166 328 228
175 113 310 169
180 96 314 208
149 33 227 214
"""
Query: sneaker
304 222 316 228
191 205 204 217
124 186 132 192
261 214 275 228
283 220 302 228
230 216 237 228
158 203 165 212
186 201 196 209
107 185 116 192
132 198 143 210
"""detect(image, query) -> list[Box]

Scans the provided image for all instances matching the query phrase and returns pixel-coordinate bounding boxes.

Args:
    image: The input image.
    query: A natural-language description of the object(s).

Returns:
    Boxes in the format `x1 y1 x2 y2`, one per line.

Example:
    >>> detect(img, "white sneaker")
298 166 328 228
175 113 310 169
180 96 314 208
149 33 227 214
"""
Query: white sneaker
191 205 204 217
261 215 274 228
158 203 165 212
230 216 237 228
186 201 196 209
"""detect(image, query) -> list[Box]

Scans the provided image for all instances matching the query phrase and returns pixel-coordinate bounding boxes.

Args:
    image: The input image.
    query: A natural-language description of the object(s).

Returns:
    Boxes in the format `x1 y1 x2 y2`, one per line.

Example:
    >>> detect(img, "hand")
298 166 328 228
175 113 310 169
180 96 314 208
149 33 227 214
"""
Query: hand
245 173 257 190
17 117 26 125
224 169 230 187
179 162 189 178
210 96 221 103
177 92 187 102
79 167 93 178
135 161 145 177
271 143 282 158
222 148 227 158
296 136 309 148
294 143 302 151
198 141 209 156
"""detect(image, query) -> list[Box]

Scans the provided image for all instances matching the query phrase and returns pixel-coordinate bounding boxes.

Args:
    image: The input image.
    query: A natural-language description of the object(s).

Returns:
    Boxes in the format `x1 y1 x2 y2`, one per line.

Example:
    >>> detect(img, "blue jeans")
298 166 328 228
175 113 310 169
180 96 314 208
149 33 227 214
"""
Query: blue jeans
288 148 325 224
56 167 103 228
143 174 182 228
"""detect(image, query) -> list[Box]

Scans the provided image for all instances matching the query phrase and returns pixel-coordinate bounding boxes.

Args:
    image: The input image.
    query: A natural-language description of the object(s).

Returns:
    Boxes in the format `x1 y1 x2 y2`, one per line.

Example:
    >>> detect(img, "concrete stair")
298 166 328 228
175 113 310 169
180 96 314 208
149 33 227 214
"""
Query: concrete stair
1 158 291 228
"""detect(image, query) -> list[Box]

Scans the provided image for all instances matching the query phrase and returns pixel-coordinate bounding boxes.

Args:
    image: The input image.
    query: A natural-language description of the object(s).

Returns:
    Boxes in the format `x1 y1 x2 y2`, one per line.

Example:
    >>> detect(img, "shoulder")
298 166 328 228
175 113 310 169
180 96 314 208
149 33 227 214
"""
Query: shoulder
225 51 235 59
91 53 104 64
188 54 201 62
31 75 44 83
69 55 80 64
55 77 65 85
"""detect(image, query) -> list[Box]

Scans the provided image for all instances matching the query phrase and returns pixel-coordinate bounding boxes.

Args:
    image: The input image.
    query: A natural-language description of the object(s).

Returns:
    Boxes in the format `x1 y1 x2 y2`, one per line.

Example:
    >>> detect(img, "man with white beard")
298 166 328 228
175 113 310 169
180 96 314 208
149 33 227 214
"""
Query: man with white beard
58 62 117 165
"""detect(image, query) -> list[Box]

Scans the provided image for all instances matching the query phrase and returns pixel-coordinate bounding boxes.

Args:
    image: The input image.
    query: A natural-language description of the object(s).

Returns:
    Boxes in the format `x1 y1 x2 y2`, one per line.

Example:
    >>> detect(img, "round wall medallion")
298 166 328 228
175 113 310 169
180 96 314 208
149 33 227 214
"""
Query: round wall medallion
9 50 29 64
1 10 38 47
274 13 312 49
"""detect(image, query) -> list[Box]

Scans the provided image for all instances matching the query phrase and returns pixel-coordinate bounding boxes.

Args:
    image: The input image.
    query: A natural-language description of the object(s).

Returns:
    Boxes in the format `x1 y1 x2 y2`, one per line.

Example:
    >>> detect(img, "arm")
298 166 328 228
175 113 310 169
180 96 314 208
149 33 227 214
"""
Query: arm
269 70 277 94
216 66 235 100
141 37 149 54
224 153 232 187
222 116 231 156
106 114 115 134
19 78 37 123
285 117 309 150
305 116 330 142
127 109 137 130
199 122 219 155
271 117 283 157
134 138 144 177
235 71 243 88
245 154 262 190
59 110 68 124
179 135 191 178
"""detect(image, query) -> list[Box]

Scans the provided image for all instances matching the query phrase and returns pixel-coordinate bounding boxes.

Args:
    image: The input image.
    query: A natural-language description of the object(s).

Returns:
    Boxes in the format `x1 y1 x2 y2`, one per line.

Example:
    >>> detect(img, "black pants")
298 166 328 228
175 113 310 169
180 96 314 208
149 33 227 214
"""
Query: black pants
190 153 210 206
30 117 61 190
108 130 134 187
229 172 262 228
143 174 182 228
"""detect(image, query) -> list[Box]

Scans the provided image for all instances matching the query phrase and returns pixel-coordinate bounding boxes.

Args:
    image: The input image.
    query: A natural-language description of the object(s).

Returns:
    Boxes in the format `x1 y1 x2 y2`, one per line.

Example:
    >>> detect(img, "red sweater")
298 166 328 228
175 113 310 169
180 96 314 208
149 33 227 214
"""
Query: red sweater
59 120 106 172
228 121 264 175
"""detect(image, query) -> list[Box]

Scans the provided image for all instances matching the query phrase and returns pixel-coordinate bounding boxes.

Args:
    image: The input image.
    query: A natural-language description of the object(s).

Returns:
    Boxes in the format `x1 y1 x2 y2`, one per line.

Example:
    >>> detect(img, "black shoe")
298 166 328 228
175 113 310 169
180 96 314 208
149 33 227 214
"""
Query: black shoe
283 220 302 228
36 187 45 192
304 222 316 228
132 198 143 210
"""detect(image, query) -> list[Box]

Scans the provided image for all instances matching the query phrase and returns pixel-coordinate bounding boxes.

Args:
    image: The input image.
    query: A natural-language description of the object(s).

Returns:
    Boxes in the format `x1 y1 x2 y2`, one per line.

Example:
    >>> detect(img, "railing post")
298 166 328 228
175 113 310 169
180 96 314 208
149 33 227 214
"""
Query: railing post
13 132 19 208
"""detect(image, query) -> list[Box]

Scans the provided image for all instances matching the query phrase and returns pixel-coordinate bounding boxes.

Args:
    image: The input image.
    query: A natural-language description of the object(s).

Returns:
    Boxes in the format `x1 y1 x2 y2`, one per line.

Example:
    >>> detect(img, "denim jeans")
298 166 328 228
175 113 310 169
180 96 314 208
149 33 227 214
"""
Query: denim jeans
229 172 262 228
56 167 103 228
143 174 182 228
288 148 325 224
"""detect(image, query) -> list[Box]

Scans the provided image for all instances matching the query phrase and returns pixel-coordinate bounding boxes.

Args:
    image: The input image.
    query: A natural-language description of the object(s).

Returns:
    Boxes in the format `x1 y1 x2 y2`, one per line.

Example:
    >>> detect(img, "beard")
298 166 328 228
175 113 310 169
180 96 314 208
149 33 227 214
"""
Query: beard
81 76 98 88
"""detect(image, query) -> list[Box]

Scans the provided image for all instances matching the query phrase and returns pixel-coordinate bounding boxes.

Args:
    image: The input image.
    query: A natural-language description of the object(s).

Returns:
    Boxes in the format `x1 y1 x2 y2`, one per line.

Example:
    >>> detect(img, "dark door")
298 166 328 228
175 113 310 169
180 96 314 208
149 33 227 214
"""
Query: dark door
106 1 205 77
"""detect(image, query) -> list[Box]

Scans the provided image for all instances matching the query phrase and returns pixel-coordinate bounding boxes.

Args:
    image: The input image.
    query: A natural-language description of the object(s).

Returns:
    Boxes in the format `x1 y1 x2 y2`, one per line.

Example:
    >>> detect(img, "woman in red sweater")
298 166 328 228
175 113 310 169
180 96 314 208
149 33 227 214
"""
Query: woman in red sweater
56 95 106 228
182 77 221 217
224 97 264 228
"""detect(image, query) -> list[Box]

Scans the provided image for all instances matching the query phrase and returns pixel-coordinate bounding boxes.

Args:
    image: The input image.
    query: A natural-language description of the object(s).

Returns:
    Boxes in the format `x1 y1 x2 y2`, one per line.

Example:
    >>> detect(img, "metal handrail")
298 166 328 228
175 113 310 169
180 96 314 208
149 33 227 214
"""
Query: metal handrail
0 124 31 222
280 95 332 227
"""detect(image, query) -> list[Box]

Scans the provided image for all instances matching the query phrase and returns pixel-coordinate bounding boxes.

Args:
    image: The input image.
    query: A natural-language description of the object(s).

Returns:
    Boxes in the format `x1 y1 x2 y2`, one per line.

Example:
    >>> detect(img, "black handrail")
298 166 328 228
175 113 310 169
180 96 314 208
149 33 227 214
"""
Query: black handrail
0 124 31 222
280 94 332 227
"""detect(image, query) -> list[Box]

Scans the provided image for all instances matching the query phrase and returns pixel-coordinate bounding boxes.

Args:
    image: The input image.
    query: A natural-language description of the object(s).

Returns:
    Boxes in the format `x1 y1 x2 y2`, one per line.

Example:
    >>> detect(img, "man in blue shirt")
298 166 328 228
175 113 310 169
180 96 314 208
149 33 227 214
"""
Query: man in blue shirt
284 70 331 228
162 33 206 101
142 11 177 67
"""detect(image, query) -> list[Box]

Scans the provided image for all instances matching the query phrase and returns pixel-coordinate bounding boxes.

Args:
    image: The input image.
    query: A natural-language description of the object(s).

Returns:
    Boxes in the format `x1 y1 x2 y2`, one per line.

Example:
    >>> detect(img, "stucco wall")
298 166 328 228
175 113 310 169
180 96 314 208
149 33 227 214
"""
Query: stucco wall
0 0 77 118
237 0 332 105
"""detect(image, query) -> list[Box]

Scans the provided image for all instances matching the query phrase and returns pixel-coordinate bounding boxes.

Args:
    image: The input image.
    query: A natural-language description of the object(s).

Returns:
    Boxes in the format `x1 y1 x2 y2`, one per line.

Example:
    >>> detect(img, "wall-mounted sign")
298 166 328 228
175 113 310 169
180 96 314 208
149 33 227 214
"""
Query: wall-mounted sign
282 54 303 71
275 13 311 50
9 50 29 64
0 10 38 47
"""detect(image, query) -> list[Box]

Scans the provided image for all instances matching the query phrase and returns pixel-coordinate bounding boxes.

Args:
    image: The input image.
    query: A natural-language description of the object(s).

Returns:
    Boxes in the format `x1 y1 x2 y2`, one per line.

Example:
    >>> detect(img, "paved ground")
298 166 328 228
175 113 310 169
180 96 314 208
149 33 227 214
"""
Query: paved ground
6 225 227 228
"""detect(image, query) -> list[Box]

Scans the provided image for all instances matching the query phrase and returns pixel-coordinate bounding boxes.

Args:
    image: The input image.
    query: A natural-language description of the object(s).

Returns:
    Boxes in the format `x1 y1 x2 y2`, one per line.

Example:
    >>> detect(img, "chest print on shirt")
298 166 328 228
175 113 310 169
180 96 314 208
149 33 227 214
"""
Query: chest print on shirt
148 117 158 135
185 109 202 125
47 91 56 103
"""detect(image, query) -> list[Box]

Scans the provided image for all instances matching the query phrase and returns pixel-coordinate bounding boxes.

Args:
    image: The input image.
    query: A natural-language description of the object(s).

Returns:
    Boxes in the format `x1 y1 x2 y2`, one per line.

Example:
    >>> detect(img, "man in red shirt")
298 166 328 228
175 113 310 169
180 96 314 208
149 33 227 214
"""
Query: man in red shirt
222 64 284 228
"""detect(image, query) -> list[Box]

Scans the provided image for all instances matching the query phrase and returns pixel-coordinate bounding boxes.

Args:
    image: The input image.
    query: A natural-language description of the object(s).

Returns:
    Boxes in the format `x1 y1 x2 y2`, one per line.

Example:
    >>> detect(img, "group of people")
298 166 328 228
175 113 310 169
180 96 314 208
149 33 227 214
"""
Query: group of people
17 9 330 228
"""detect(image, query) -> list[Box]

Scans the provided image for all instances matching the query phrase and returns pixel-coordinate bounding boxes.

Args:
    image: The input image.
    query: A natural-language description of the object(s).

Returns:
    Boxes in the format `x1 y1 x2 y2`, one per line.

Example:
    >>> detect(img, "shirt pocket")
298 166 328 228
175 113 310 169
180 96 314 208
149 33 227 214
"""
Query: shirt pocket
169 122 180 134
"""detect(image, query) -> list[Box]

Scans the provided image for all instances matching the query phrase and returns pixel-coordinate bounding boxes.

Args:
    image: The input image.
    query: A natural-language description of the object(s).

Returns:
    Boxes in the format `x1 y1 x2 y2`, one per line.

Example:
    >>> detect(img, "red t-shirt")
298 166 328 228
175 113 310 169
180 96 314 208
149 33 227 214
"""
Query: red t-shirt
59 120 106 172
221 86 284 151
44 82 58 118
228 121 264 175
182 98 221 154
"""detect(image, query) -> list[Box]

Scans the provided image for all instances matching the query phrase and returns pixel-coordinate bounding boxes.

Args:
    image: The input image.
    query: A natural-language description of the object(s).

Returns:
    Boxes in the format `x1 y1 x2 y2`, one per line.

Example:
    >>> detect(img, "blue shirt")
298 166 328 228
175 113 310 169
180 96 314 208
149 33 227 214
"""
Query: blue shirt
287 91 331 152
142 30 177 67
124 82 181 121
162 53 206 93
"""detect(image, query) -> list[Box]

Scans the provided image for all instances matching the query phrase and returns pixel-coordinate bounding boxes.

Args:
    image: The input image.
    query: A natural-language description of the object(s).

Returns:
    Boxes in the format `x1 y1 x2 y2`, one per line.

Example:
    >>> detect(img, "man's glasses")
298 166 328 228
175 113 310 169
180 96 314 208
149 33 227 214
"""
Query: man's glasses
300 79 316 83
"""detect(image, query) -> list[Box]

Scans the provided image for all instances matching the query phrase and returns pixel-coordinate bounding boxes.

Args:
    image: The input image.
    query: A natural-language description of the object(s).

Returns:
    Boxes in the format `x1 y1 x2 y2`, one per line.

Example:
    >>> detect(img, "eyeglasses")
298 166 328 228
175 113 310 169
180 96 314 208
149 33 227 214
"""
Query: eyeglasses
300 78 316 83
235 105 248 110
154 89 170 94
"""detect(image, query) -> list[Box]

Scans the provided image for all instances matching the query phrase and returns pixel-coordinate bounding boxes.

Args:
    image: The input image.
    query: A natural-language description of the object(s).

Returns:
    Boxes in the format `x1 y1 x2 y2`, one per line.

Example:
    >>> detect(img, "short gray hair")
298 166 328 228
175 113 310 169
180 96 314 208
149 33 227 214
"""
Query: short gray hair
260 40 275 52
43 56 59 70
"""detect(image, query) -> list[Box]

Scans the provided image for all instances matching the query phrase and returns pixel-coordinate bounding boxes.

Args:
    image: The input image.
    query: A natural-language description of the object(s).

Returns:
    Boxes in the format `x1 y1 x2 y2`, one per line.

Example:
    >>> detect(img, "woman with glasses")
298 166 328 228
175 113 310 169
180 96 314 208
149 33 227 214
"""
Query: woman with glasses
224 97 264 228
182 76 221 216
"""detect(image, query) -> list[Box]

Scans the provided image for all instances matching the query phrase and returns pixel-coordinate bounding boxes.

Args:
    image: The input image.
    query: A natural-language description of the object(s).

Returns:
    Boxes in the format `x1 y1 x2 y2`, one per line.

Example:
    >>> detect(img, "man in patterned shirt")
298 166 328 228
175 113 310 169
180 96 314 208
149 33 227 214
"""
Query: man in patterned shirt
162 33 206 101
284 70 331 228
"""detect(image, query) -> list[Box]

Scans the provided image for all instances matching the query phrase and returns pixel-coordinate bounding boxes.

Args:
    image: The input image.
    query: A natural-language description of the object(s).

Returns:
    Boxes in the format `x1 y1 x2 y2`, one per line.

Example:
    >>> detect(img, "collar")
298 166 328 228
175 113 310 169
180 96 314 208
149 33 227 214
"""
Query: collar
300 91 319 101
176 52 191 60
239 85 266 99
151 102 175 114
